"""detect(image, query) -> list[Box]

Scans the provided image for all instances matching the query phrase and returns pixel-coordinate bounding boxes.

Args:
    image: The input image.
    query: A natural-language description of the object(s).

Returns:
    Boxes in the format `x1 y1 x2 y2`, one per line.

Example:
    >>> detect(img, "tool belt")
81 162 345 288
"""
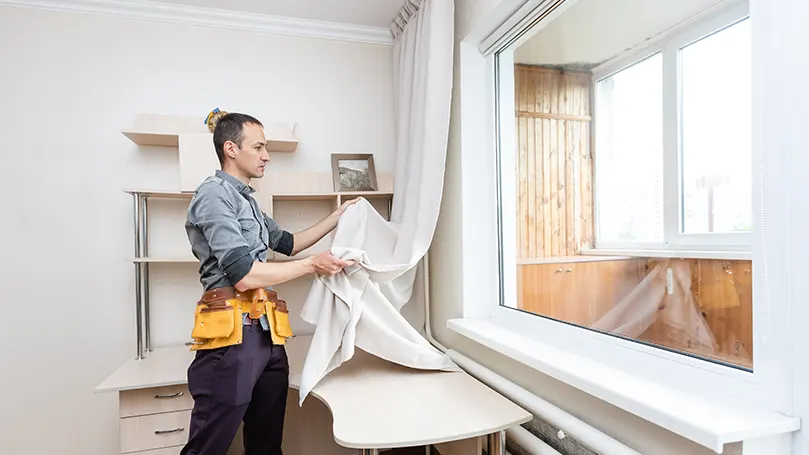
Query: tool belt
187 287 294 351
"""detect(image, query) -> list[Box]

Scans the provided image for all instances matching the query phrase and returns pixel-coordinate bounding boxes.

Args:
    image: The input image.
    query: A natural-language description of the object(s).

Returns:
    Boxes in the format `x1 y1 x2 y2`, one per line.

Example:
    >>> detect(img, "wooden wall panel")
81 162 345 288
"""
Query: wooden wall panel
515 65 593 259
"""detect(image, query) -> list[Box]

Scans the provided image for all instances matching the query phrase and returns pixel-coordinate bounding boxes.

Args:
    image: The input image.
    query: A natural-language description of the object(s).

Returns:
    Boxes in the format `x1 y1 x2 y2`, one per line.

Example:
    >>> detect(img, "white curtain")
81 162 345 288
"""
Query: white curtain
297 0 458 404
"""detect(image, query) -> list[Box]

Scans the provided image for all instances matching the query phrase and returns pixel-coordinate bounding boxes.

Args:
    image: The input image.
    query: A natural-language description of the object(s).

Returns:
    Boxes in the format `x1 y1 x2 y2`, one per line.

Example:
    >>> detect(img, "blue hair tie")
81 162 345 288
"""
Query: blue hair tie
204 107 220 125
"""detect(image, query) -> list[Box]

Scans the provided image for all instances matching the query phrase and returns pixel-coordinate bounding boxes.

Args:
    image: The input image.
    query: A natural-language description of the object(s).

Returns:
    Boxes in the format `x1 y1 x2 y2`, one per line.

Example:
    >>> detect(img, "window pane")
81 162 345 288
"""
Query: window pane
681 19 751 234
595 54 664 243
505 5 754 372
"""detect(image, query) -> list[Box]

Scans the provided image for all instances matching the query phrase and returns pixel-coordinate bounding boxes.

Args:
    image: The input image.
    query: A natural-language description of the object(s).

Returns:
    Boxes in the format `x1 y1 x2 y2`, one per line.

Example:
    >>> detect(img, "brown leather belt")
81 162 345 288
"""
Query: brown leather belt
197 287 278 320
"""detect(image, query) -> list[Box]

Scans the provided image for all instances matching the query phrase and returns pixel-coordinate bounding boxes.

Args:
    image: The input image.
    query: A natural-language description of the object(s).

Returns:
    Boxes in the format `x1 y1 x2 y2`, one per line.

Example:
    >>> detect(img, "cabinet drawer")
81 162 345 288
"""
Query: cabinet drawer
120 410 191 453
120 385 193 418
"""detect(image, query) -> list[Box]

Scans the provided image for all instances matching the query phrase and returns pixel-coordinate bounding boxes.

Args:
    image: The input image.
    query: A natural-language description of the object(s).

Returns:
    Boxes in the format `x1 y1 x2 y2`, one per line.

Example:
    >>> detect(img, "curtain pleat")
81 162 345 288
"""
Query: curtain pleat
390 0 424 38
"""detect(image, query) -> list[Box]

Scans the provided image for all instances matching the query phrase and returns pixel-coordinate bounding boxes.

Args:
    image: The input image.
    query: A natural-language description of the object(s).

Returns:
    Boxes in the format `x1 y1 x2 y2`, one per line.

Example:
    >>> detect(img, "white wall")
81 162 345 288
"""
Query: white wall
0 6 395 454
430 0 729 453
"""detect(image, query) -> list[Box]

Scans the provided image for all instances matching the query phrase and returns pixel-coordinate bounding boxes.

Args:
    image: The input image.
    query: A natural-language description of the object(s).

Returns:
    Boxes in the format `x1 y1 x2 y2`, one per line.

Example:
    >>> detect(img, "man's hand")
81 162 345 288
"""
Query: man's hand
291 198 364 256
334 197 362 217
307 251 355 277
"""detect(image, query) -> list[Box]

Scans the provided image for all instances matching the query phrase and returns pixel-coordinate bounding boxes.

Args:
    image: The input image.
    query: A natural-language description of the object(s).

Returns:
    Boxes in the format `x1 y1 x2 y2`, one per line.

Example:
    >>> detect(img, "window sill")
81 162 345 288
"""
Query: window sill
517 255 635 265
581 248 752 261
446 317 799 453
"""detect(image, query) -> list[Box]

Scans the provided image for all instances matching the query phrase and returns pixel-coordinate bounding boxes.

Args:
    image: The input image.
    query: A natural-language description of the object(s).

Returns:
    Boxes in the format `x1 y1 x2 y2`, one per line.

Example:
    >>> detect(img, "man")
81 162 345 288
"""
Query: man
180 112 358 455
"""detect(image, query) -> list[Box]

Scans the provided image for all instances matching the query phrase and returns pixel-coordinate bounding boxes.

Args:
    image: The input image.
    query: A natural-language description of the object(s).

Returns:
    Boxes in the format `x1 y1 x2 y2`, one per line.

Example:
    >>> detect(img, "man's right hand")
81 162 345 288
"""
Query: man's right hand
235 251 356 291
308 251 355 277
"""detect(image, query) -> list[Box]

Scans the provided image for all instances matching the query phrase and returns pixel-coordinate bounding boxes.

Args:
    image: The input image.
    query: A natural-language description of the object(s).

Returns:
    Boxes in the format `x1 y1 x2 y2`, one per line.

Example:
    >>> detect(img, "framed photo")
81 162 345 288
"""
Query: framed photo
331 153 378 192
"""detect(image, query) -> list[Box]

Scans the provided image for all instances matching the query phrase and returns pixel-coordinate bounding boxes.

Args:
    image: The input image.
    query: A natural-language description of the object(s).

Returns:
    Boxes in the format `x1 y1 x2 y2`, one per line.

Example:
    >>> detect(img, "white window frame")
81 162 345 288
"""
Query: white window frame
450 0 800 443
588 3 753 257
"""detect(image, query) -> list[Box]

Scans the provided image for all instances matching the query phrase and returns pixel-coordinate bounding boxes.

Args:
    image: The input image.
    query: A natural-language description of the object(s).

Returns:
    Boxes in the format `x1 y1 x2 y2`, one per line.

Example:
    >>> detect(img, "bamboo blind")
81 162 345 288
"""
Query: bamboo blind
515 65 593 259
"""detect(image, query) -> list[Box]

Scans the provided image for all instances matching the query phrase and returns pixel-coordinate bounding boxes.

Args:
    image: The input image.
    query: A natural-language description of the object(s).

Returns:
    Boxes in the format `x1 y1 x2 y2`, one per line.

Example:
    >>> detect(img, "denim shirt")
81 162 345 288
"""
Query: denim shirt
185 170 294 330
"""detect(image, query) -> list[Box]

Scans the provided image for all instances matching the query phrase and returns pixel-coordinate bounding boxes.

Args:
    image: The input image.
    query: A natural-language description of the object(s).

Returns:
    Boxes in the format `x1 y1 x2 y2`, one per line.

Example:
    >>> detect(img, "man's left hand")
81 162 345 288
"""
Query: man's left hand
334 197 362 217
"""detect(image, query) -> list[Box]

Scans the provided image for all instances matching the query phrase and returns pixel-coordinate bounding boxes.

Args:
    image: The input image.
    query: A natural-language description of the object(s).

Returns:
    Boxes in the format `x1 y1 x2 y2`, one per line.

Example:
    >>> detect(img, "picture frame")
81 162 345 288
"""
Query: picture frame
331 153 378 192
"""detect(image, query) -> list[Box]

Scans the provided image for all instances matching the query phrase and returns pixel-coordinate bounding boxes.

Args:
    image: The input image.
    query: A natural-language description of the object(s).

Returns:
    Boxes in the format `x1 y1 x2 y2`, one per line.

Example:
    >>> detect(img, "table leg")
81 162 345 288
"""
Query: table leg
359 449 380 455
487 430 506 455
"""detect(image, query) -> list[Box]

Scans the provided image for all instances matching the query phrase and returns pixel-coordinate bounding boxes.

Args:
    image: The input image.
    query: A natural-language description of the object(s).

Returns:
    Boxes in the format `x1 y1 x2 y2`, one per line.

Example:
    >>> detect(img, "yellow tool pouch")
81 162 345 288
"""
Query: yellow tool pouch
189 299 243 351
268 299 294 341
191 304 235 339
188 287 293 350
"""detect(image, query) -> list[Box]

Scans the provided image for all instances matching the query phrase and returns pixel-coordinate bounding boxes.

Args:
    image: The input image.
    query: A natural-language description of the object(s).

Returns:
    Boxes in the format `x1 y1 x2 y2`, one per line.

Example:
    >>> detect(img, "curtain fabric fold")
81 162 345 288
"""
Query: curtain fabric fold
390 0 425 38
297 0 458 404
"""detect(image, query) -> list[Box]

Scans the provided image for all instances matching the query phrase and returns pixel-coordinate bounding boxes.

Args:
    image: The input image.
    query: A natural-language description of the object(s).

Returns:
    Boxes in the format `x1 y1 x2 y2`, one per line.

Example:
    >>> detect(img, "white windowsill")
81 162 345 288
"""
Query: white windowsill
581 248 753 261
447 318 800 453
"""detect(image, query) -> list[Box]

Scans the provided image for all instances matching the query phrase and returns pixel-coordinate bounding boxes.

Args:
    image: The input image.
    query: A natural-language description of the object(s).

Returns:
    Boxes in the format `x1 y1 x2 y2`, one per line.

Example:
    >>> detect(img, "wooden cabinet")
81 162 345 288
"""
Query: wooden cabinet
517 257 645 327
516 256 754 369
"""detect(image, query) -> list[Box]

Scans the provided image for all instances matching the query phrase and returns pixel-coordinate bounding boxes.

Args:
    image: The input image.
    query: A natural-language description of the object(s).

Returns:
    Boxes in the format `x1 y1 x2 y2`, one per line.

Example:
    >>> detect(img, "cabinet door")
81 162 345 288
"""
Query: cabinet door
517 263 563 319
582 259 647 326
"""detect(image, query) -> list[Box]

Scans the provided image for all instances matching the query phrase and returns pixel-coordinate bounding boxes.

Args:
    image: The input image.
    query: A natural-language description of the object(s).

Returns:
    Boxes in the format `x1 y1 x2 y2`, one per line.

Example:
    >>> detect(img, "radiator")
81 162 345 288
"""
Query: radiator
420 253 639 455
446 349 641 455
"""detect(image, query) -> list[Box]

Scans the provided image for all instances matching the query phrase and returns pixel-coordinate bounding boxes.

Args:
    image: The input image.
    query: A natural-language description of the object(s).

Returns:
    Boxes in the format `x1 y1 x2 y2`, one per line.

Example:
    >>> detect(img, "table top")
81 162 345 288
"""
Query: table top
95 345 194 393
96 336 531 449
286 336 531 448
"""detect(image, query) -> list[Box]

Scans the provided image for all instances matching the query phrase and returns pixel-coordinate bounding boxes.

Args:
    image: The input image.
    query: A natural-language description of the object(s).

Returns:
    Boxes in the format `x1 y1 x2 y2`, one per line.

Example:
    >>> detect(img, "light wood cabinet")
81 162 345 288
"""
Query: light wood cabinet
517 257 645 327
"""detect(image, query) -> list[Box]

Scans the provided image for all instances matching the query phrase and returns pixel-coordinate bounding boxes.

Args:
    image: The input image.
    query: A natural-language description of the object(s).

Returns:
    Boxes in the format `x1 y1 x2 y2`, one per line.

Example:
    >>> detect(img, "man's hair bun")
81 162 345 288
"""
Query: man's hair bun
204 107 229 133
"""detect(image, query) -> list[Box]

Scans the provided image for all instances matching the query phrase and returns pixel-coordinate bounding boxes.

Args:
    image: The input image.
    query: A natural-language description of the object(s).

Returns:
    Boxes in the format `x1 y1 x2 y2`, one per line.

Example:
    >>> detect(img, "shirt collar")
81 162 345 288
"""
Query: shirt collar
215 169 255 195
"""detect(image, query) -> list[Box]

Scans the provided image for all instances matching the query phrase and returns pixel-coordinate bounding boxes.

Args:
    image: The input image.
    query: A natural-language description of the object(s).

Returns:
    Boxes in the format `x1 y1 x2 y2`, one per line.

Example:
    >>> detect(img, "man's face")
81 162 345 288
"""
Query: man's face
232 122 269 179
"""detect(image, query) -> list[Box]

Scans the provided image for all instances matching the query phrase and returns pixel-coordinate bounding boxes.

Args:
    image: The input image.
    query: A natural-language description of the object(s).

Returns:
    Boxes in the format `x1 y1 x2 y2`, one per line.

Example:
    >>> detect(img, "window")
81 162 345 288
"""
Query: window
452 0 803 438
483 0 783 405
594 53 664 244
680 19 752 235
592 15 752 252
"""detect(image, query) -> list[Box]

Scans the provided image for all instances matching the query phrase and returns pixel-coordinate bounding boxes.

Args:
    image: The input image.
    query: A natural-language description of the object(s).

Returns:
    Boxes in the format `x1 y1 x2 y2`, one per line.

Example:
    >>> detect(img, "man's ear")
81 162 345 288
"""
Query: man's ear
223 141 238 160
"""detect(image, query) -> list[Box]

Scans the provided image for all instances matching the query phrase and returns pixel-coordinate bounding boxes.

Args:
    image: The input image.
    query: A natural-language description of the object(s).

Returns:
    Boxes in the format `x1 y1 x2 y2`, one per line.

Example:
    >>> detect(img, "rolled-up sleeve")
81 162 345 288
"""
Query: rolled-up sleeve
189 184 254 283
264 213 294 256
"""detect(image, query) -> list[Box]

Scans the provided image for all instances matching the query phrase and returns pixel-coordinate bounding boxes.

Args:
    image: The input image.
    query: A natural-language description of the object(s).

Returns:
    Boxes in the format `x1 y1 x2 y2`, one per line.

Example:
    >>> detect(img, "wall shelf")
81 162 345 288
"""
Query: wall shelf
122 189 395 203
265 138 298 153
122 113 300 192
120 127 395 360
272 191 394 201
122 185 395 358
121 114 299 153
122 130 299 152
121 131 180 147
123 189 192 199
129 256 327 264
132 257 198 263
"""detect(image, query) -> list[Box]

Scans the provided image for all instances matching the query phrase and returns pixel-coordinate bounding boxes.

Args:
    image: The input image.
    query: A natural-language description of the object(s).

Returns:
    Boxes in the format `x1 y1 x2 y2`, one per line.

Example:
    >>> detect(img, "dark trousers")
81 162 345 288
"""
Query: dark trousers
180 324 289 455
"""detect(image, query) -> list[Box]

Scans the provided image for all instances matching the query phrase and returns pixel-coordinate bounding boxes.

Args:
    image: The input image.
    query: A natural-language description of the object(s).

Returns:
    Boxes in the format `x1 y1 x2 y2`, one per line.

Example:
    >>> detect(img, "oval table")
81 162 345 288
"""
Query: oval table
285 335 531 454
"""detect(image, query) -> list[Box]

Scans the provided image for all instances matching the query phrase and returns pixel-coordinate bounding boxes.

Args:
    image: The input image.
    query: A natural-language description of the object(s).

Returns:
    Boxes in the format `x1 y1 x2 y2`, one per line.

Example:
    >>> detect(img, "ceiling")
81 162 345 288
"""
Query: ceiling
515 0 728 69
148 0 406 28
